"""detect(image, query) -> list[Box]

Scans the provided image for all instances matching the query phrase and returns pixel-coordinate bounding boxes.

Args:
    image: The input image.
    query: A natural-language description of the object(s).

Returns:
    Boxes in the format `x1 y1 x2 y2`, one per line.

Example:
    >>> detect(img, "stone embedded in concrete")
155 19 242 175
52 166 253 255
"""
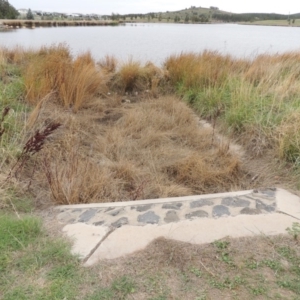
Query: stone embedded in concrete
108 208 123 217
136 204 152 212
105 207 114 212
256 200 276 212
186 210 208 219
221 197 250 207
93 221 105 226
57 211 75 223
78 209 98 222
72 208 82 212
240 207 262 215
213 205 230 217
164 210 180 223
254 188 276 198
138 211 160 224
190 199 214 208
162 203 182 210
112 217 129 228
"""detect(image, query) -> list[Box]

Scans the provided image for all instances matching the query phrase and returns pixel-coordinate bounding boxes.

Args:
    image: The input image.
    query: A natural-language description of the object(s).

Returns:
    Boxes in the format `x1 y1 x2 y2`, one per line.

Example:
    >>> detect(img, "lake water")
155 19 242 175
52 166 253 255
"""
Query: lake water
1 23 300 65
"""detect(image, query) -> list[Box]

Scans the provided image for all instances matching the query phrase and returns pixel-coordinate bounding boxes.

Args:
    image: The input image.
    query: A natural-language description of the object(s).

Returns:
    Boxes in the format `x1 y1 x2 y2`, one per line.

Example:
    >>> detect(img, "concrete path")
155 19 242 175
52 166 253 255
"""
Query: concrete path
54 188 300 266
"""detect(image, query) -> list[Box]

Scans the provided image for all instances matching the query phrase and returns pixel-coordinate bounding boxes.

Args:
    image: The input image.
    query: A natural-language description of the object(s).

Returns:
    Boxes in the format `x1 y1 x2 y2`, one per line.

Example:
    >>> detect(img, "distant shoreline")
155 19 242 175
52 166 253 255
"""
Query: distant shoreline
0 20 121 29
1 19 299 30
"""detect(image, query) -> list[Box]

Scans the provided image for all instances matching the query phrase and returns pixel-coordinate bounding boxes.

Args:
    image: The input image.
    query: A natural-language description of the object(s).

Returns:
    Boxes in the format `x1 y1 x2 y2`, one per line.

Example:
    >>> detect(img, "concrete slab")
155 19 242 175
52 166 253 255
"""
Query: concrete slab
276 188 300 219
84 213 295 266
55 188 300 266
63 223 109 259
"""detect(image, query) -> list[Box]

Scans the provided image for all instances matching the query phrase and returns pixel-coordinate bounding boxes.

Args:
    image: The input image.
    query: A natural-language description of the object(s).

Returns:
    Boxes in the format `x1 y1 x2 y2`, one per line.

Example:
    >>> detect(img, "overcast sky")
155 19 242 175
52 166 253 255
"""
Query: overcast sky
9 0 299 15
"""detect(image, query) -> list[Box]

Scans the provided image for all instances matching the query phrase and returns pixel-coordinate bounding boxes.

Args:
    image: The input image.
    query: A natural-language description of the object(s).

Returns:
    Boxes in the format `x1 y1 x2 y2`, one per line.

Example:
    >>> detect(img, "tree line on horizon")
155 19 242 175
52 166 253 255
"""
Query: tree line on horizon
108 8 300 24
0 0 18 19
1 1 300 23
213 12 300 22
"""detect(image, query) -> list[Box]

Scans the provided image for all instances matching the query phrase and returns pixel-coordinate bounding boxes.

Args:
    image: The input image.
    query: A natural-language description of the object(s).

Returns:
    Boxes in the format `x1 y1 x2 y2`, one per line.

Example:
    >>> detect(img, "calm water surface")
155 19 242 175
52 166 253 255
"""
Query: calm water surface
1 23 300 65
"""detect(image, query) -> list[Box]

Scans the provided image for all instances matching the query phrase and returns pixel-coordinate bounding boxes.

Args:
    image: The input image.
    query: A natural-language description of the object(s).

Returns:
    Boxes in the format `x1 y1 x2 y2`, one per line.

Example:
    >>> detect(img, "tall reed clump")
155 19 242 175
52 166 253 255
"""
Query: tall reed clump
164 51 242 118
23 45 107 112
165 51 300 166
165 51 235 89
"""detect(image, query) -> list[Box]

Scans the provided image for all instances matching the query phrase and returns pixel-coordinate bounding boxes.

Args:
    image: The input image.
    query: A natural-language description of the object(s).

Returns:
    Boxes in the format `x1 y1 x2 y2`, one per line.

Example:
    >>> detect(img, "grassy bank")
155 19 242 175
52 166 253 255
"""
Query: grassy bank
1 45 300 208
2 20 120 28
1 45 300 299
165 51 300 170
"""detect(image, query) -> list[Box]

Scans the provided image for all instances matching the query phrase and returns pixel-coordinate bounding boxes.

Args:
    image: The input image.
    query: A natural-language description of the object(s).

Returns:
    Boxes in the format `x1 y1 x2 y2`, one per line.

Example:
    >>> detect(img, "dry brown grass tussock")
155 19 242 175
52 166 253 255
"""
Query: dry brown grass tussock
22 45 108 112
165 51 237 88
277 111 300 163
111 59 167 94
245 52 300 97
98 55 117 73
26 94 245 205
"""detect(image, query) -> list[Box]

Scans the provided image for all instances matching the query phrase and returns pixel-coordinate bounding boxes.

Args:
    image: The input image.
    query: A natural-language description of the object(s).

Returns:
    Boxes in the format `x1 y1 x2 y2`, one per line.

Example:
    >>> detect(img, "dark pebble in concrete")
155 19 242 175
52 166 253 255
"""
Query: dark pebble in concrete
256 200 276 212
136 204 152 212
93 221 105 226
240 207 262 215
253 188 276 198
190 199 214 208
164 210 180 223
221 197 250 207
162 203 182 210
112 217 129 228
105 207 114 212
186 210 208 219
109 208 123 217
213 205 230 217
138 211 160 224
78 209 97 222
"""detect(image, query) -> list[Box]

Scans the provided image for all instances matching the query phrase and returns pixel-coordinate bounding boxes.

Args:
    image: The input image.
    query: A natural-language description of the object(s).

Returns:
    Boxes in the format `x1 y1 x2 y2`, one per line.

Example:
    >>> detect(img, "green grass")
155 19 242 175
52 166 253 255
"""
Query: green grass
0 213 139 300
165 52 300 170
0 214 97 299
0 63 28 164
